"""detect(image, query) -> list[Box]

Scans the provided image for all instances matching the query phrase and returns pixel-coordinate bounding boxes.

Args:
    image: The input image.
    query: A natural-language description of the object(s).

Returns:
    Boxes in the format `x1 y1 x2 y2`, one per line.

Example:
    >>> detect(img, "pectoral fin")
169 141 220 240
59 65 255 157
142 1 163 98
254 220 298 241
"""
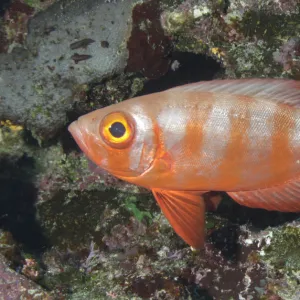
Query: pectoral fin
152 189 206 249
228 178 300 212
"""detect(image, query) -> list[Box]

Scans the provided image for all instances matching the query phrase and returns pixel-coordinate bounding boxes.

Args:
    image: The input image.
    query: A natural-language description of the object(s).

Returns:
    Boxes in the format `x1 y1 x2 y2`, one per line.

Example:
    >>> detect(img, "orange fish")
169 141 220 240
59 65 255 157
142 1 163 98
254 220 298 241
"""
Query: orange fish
68 79 300 249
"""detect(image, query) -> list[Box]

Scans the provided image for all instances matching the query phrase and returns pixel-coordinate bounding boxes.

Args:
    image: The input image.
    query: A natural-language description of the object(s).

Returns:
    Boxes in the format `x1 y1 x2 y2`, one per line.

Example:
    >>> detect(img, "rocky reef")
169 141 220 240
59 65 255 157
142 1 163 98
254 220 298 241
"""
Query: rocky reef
1 0 300 299
0 0 142 141
160 0 300 79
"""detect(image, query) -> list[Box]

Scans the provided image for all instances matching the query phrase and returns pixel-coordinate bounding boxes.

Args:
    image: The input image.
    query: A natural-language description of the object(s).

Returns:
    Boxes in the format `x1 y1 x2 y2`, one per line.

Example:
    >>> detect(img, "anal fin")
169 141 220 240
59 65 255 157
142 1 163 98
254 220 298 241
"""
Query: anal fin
228 178 300 212
152 189 206 249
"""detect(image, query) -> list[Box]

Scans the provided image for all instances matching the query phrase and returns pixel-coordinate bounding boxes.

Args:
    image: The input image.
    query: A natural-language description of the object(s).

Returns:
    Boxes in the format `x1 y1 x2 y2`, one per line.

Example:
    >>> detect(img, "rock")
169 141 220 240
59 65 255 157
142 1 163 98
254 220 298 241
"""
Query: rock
0 253 52 299
160 0 300 78
0 0 138 140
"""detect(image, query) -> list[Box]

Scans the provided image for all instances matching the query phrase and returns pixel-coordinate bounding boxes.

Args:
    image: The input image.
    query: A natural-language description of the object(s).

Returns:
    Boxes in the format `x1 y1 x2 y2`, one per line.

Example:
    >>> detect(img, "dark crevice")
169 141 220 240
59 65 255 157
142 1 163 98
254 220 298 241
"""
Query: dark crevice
0 0 11 16
216 193 300 229
0 155 50 253
137 51 223 96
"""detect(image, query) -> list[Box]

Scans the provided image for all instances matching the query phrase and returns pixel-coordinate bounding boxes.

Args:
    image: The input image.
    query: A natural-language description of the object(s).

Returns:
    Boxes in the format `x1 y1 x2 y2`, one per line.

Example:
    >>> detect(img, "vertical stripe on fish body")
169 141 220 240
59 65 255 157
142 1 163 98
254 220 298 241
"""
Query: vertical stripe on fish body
68 79 300 249
135 81 300 192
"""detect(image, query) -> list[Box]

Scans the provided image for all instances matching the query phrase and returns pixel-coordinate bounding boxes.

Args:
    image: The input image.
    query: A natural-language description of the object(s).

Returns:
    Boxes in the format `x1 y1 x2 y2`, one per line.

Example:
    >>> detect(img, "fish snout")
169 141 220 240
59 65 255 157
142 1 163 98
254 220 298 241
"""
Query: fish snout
68 120 80 140
68 120 89 154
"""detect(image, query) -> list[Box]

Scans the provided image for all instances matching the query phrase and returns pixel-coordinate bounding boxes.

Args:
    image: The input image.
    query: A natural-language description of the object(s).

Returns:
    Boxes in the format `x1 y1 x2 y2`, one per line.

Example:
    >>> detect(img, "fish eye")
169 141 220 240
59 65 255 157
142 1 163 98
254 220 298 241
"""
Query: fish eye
100 112 134 148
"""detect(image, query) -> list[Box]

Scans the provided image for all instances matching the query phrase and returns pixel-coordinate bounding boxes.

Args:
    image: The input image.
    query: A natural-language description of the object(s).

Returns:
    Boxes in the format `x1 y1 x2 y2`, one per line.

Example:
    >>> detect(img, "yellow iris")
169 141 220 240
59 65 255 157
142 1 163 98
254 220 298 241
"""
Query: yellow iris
100 112 134 148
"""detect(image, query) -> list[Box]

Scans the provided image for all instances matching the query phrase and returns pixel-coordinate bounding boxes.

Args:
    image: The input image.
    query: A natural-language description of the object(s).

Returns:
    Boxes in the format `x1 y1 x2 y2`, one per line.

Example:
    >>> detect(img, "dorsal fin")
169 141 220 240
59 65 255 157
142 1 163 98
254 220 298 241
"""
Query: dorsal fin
168 79 300 108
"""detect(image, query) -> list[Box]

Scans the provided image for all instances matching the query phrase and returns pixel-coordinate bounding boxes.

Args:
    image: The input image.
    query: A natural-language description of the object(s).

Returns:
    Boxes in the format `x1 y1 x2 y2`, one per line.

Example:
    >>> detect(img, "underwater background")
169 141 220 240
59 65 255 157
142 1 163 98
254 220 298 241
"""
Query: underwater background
1 0 300 299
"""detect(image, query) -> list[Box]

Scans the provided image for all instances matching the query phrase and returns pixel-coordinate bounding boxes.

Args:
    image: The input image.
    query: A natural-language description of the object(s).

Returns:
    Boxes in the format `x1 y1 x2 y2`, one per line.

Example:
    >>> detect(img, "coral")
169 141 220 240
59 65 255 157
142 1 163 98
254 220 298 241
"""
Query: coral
262 225 300 269
21 257 41 281
273 37 300 77
0 230 18 262
0 119 23 131
34 147 150 249
37 211 282 299
2 0 35 53
102 217 147 251
74 74 146 115
0 0 56 54
0 253 52 299
226 40 280 78
260 222 300 300
160 0 300 78
0 120 26 157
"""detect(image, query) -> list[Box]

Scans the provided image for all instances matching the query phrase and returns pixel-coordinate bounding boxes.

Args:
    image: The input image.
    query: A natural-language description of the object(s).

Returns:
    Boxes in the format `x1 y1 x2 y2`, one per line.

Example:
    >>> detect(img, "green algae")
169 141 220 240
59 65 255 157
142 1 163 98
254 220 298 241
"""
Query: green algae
174 35 209 55
260 224 300 299
55 217 190 299
0 124 26 157
24 0 57 11
237 10 300 42
37 189 128 249
24 0 40 7
161 1 300 78
124 196 153 224
262 225 300 270
226 41 282 78
205 214 227 230
130 77 146 96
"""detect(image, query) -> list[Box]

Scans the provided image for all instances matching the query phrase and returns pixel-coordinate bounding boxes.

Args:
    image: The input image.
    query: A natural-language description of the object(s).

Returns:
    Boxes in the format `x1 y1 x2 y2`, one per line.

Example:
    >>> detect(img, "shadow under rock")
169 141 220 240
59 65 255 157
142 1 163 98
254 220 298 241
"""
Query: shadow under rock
0 0 10 16
208 224 241 261
208 193 300 260
217 193 300 229
185 284 214 300
130 274 213 300
137 51 223 95
0 154 50 253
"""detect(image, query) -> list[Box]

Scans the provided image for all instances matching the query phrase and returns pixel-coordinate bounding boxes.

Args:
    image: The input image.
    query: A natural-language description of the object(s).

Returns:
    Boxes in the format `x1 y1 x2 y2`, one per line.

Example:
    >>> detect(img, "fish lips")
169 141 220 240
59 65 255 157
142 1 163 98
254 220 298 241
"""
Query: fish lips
68 120 103 164
68 120 111 173
68 120 89 153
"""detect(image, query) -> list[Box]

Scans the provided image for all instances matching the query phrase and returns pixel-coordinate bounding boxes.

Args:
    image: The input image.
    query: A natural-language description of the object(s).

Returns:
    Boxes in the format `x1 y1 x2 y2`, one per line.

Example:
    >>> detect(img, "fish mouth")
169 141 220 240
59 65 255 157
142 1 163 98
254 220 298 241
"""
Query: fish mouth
68 120 89 154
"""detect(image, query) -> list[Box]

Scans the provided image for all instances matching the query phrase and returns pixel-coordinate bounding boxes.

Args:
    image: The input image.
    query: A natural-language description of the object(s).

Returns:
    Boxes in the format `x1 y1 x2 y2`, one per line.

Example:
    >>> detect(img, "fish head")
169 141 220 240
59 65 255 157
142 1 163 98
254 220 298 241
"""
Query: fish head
68 100 157 179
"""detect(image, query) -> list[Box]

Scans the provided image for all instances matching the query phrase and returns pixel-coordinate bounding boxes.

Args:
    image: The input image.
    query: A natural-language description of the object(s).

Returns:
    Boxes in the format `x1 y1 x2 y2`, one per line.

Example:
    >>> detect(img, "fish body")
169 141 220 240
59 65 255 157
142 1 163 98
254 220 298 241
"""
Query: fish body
69 79 300 248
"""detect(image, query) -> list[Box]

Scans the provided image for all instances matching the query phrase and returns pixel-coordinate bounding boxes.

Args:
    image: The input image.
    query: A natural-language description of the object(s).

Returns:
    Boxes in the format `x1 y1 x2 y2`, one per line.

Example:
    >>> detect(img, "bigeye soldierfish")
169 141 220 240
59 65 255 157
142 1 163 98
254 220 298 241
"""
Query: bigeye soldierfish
68 79 300 249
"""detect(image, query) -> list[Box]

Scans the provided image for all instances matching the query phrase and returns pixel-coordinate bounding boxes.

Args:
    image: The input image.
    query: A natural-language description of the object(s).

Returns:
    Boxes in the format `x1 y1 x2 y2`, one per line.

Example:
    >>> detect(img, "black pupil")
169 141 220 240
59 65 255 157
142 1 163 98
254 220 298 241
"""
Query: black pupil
109 122 126 138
